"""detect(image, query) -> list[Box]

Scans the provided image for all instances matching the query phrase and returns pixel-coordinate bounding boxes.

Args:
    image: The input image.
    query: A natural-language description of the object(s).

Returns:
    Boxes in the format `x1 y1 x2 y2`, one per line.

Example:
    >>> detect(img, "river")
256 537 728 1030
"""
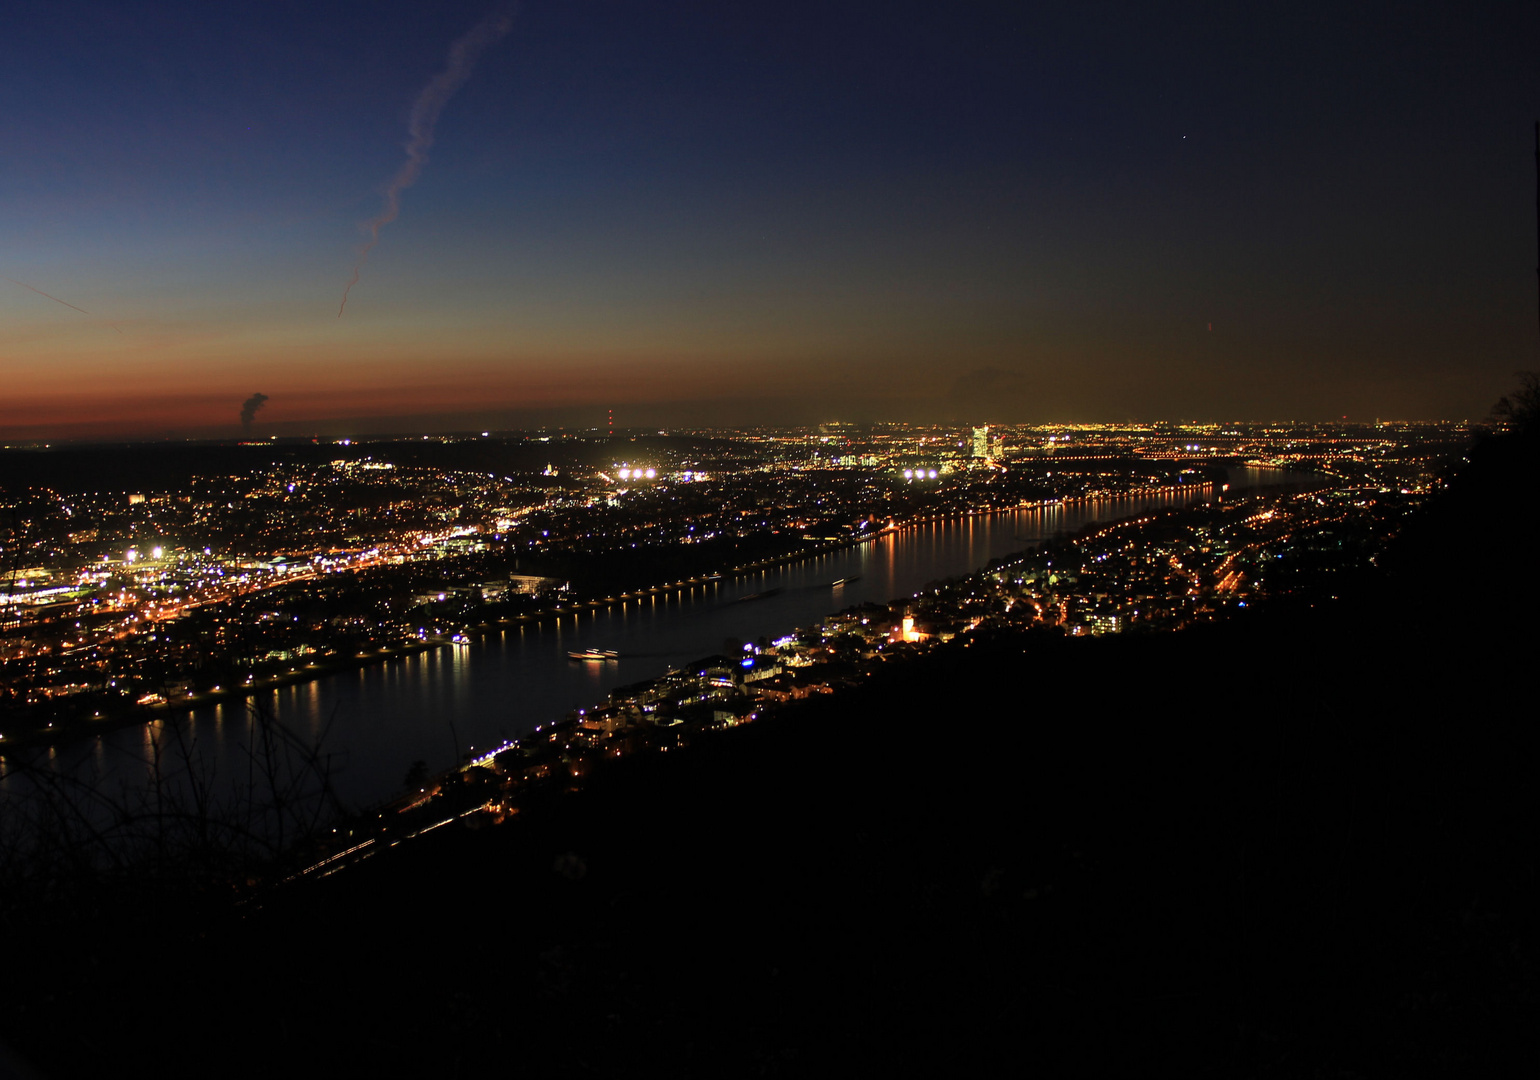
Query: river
4 470 1318 809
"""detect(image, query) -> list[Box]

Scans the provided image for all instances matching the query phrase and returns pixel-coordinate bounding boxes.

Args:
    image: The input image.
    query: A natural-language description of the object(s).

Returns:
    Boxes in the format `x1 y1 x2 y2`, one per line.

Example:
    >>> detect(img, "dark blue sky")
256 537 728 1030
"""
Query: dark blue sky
3 1 1536 435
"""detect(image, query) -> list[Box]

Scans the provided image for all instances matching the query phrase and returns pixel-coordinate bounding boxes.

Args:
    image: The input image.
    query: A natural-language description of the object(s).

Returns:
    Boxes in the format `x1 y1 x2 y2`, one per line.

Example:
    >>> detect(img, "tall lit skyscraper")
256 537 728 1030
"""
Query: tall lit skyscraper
970 426 989 459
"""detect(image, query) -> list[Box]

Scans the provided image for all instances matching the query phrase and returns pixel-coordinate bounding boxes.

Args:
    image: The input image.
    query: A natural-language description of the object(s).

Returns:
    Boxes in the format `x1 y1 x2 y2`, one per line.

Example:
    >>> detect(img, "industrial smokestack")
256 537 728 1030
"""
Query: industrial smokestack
240 393 269 433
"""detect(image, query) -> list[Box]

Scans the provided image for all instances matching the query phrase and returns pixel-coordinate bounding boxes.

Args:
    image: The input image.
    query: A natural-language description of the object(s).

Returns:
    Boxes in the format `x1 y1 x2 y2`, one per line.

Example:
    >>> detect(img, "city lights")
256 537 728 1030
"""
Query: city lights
0 421 1449 743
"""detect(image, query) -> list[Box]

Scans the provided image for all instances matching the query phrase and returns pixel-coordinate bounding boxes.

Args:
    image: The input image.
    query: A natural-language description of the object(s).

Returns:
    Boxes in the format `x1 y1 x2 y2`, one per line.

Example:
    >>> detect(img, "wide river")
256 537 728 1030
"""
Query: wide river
9 470 1315 809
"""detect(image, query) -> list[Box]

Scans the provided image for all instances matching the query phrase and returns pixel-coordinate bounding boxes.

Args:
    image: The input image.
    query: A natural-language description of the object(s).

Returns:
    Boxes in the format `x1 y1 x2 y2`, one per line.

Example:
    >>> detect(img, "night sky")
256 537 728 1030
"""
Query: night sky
3 1 1537 438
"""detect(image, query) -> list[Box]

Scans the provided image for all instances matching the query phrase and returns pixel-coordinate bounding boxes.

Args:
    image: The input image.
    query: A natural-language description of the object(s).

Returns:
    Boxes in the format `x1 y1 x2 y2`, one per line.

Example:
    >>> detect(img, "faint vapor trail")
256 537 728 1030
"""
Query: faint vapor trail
6 276 92 315
4 276 122 332
338 5 516 317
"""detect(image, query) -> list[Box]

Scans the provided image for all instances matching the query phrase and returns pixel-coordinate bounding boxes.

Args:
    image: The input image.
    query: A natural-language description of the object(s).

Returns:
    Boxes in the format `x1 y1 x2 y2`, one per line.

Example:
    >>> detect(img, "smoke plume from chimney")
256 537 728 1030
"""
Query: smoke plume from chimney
240 393 269 433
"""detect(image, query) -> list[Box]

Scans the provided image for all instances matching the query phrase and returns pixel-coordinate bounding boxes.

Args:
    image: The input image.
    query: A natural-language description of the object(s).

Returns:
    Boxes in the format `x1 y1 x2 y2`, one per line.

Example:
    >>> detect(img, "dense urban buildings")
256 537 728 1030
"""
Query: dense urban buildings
1 419 1460 744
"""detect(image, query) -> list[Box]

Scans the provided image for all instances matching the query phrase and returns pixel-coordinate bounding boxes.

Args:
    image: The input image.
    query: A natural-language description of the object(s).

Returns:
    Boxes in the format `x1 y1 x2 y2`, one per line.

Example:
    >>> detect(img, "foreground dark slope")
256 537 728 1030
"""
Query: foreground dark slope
5 434 1536 1078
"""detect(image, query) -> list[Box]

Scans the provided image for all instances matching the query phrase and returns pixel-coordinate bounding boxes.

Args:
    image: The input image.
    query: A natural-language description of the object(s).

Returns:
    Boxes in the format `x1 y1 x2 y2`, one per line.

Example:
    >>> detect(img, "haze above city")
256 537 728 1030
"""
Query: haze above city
3 1 1537 439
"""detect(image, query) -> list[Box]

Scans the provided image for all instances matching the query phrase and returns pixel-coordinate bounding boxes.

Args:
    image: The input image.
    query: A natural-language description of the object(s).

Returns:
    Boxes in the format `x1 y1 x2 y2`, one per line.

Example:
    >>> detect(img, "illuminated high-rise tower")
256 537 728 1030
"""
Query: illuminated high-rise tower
970 425 989 459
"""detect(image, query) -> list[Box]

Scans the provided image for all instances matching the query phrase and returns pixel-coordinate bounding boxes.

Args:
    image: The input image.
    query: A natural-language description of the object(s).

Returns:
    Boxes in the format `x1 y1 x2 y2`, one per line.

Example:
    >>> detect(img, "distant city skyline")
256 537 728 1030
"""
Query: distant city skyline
4 2 1537 439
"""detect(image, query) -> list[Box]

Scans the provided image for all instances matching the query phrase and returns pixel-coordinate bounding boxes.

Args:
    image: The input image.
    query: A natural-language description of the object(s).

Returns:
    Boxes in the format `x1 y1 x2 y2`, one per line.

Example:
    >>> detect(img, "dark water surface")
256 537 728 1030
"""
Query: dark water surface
6 471 1317 808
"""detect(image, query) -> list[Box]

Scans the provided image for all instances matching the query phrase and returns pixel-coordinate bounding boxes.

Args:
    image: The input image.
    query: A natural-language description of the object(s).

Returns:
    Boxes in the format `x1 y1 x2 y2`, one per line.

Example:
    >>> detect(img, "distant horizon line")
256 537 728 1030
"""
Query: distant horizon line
0 416 1481 450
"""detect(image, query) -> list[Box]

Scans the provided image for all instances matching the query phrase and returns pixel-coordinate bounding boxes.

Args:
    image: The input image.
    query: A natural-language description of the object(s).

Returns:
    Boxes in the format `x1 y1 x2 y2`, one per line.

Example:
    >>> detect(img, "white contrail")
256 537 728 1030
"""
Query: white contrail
339 5 516 316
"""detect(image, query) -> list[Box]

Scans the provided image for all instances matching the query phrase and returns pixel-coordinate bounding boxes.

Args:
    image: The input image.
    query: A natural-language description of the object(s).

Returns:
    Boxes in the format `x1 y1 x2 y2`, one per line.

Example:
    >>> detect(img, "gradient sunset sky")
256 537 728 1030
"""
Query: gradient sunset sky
3 1 1537 438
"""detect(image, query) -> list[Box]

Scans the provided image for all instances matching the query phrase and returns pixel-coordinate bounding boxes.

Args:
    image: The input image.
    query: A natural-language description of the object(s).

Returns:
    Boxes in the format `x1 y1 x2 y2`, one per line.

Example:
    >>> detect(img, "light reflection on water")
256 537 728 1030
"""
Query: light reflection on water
4 471 1317 809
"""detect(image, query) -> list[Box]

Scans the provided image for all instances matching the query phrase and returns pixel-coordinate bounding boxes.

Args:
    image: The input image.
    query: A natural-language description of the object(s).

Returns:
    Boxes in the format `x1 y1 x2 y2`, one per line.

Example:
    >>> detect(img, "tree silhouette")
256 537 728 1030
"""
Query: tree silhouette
1491 370 1540 433
402 760 430 790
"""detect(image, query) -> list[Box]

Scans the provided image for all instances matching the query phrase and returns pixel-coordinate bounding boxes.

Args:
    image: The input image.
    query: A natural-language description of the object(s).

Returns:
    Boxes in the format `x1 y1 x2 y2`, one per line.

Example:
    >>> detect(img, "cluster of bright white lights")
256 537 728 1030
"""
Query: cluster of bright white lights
616 467 657 480
902 469 939 479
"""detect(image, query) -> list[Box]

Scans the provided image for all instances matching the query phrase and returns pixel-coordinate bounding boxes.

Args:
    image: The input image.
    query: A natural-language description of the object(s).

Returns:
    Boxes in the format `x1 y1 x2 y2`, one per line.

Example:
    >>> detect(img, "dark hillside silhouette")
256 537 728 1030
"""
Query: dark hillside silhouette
1386 370 1540 623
